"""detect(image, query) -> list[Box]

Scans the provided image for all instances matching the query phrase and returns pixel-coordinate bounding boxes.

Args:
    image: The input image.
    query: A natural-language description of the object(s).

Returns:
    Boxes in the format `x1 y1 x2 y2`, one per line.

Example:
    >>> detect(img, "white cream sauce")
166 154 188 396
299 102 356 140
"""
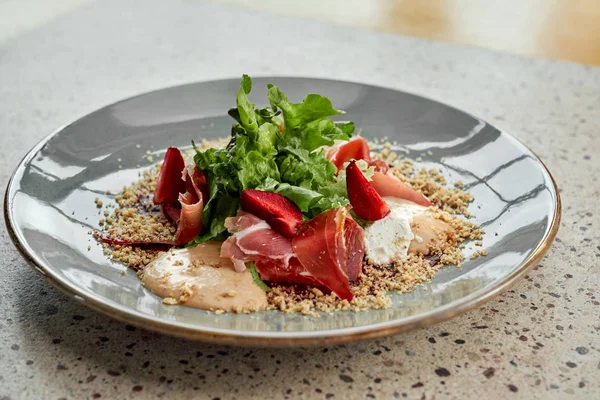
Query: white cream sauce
364 197 454 264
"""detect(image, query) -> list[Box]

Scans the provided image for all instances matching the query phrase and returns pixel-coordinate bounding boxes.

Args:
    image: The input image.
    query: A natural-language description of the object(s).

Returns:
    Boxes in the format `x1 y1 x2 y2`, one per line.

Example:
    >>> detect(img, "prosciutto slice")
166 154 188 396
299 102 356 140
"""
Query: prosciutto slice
370 171 432 207
220 213 323 287
368 160 390 174
254 258 321 287
222 210 366 300
220 212 295 272
292 208 365 301
326 138 432 207
327 137 371 170
153 147 208 245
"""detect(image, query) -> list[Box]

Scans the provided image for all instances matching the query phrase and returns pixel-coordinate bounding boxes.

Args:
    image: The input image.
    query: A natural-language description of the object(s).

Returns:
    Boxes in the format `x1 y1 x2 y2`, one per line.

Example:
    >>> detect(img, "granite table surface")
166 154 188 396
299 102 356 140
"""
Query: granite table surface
0 1 599 399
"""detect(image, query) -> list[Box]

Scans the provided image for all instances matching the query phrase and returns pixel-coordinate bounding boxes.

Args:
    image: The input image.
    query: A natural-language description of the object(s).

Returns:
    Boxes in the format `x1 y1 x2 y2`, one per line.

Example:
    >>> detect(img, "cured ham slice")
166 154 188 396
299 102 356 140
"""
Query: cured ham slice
326 137 371 170
224 212 264 233
368 160 390 174
221 212 294 272
326 138 431 207
221 210 365 301
292 208 365 301
161 203 181 224
342 216 366 282
152 147 208 245
175 189 204 245
184 164 209 205
327 137 392 175
254 258 321 286
371 171 432 207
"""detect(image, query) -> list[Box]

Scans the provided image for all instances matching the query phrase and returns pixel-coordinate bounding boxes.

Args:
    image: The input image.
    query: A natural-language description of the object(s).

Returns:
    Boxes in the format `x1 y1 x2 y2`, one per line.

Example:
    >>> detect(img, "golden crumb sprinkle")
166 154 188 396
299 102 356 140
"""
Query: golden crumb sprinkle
163 297 178 305
470 249 488 260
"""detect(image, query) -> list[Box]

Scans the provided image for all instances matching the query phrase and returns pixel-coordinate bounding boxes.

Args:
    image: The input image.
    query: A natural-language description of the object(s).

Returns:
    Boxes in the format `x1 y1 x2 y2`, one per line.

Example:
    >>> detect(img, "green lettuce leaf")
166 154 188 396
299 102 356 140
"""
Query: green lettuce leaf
237 150 280 189
247 262 269 291
191 75 357 241
267 85 343 130
299 118 354 151
236 74 258 135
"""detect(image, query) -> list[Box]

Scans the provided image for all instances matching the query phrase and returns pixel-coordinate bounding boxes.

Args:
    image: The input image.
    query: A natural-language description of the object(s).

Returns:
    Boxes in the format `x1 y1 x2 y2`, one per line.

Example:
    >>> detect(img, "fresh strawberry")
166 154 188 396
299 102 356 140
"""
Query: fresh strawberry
153 147 186 205
239 189 303 238
327 137 371 170
346 160 391 221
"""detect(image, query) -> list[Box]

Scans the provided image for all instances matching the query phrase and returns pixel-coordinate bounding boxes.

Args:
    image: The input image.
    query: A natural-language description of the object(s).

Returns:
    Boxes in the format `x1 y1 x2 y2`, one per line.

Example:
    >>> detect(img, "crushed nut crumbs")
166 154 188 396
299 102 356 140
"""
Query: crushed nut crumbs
98 138 483 315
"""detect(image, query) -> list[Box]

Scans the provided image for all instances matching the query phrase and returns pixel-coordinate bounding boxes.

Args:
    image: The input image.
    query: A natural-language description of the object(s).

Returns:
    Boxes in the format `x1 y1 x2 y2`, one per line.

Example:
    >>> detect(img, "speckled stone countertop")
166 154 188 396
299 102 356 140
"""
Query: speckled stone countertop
1 1 599 399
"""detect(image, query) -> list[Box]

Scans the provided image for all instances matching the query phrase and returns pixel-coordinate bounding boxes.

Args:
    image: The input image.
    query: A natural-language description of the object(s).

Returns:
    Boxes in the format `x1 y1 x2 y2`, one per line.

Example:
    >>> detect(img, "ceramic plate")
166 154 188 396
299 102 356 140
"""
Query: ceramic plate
4 78 560 347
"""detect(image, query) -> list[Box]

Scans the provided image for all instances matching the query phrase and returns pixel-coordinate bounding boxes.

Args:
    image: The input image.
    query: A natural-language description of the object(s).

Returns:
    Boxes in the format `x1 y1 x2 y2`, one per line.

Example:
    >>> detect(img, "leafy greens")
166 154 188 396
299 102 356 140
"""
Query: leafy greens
192 75 355 244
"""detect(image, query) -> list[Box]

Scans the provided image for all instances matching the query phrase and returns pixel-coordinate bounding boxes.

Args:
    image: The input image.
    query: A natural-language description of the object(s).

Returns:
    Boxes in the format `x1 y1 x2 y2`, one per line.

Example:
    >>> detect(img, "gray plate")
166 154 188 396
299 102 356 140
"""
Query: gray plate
4 78 560 347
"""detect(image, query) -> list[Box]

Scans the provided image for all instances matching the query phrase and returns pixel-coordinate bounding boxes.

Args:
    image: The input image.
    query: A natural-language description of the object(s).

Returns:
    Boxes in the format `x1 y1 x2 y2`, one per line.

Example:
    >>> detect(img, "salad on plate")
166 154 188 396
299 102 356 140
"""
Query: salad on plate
97 75 483 316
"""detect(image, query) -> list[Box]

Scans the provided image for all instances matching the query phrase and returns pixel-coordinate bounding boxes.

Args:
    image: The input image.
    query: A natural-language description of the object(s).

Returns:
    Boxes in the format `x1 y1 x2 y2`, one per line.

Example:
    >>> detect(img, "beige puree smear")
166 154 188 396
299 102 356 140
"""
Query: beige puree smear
141 241 267 313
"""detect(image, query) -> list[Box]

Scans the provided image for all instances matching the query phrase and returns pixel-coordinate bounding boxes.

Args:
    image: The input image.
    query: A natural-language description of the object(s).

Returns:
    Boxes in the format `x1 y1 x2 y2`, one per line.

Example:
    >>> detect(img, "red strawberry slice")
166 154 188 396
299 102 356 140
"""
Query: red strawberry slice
239 189 303 238
327 137 371 170
153 147 186 205
346 160 391 221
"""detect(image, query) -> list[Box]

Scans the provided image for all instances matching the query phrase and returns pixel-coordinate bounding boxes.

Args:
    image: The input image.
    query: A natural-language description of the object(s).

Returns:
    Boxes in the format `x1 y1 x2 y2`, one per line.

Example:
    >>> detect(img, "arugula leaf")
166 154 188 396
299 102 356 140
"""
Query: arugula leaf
267 86 343 130
193 188 240 244
236 74 258 135
191 75 358 241
278 147 337 189
237 150 280 189
255 122 279 155
254 107 282 126
335 121 355 135
274 184 323 214
247 262 269 291
300 118 353 151
311 193 350 214
256 178 323 214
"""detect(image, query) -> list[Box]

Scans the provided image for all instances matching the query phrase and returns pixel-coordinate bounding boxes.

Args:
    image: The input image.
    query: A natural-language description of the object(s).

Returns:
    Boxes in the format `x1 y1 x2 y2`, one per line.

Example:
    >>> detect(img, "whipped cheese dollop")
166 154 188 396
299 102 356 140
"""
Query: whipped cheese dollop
363 197 428 264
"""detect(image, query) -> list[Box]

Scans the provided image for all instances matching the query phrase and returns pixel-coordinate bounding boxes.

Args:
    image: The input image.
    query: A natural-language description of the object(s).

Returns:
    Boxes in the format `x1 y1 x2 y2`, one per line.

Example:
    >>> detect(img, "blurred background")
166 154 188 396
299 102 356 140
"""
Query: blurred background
2 0 598 66
207 0 600 66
